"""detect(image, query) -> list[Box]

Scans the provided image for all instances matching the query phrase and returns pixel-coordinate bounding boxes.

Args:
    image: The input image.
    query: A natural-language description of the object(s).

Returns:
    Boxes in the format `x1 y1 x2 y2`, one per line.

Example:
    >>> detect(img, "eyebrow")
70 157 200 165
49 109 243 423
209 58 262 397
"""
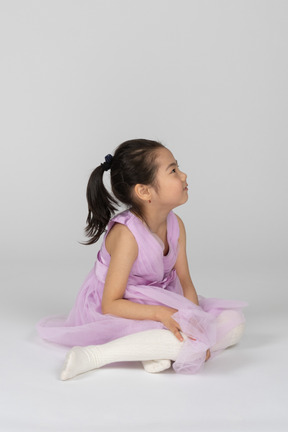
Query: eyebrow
166 160 178 171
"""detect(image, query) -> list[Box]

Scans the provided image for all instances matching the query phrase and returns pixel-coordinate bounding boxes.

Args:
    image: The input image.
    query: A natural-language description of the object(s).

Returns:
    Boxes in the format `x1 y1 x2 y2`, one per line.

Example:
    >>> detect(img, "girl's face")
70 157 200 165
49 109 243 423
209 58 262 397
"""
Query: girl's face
151 147 188 209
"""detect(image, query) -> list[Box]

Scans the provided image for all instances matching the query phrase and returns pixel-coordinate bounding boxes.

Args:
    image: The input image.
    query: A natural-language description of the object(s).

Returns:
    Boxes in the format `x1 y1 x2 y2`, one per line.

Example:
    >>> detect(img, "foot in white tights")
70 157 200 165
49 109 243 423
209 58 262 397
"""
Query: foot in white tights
142 359 172 373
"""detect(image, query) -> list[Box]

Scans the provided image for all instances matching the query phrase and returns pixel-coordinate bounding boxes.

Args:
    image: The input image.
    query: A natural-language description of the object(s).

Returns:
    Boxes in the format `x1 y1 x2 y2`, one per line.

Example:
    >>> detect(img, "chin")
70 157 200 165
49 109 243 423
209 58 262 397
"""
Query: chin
174 197 189 209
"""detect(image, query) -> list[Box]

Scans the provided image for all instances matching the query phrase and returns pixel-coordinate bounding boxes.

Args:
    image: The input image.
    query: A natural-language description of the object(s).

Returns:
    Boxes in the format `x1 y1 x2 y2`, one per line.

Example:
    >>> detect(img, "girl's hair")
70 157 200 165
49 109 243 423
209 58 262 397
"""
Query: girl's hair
84 138 165 244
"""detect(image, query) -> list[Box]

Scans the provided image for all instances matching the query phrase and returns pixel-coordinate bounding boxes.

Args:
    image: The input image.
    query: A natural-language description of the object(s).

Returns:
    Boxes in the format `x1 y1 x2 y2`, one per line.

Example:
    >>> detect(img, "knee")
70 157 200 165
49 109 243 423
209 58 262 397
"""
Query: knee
216 309 245 326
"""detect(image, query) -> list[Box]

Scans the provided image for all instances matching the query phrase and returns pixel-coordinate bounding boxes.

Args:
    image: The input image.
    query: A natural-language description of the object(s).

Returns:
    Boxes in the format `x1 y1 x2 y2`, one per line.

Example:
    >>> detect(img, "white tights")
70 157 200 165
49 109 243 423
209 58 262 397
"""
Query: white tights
61 310 245 380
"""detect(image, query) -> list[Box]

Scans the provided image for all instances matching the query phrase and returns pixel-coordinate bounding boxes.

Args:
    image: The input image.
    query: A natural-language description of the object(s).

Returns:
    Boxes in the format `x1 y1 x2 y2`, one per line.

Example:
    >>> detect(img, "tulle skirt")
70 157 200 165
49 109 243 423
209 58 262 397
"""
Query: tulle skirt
37 268 247 374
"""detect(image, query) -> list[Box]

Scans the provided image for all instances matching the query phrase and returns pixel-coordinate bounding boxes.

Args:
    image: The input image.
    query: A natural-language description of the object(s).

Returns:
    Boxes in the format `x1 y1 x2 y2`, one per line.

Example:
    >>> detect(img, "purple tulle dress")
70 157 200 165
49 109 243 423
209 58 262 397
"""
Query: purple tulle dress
37 209 247 374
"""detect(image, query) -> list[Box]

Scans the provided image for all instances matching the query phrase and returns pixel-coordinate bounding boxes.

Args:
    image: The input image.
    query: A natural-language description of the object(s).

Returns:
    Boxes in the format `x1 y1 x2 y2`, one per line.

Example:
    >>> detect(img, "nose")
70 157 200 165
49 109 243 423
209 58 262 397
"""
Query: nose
180 170 187 181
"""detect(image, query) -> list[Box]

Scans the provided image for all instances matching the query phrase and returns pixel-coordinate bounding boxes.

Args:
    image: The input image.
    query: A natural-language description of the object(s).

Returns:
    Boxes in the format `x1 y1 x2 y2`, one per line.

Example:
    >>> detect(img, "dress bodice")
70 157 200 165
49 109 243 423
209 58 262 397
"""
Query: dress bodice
98 209 180 285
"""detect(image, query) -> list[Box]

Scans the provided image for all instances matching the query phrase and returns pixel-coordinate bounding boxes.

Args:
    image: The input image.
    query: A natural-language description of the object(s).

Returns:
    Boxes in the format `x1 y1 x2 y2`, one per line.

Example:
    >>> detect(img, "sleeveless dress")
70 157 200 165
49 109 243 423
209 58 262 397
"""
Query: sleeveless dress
37 209 247 374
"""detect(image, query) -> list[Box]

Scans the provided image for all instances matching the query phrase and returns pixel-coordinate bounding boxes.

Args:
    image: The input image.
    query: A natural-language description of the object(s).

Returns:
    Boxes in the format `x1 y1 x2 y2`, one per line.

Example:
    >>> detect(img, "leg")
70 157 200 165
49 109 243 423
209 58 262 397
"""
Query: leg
61 329 184 380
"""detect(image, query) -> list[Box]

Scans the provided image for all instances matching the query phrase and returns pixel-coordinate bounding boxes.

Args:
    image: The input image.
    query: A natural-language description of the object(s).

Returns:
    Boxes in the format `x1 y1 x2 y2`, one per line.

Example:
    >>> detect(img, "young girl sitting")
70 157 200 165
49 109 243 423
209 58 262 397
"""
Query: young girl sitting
37 139 247 380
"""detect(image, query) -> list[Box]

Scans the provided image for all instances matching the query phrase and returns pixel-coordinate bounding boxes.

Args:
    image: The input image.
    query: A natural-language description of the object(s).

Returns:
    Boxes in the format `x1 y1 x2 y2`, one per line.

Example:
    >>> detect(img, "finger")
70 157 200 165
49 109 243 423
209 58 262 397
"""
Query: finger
171 318 182 331
172 328 184 342
205 349 211 362
170 319 183 334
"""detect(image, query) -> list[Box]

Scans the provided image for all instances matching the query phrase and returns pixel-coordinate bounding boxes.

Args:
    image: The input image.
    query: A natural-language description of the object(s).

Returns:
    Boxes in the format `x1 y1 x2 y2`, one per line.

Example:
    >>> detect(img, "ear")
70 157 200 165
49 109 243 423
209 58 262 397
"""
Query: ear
134 184 152 203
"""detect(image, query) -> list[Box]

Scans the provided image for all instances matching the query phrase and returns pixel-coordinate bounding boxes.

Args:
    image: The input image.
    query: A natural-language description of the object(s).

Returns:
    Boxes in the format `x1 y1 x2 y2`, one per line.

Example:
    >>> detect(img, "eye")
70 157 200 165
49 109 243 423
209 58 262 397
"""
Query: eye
171 164 179 173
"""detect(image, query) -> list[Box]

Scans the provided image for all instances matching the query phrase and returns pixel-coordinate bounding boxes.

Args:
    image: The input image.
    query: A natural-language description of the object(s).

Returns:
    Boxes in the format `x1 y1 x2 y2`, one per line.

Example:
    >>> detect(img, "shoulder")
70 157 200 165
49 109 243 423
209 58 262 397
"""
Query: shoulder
174 213 184 228
174 212 185 231
105 221 138 258
174 213 186 241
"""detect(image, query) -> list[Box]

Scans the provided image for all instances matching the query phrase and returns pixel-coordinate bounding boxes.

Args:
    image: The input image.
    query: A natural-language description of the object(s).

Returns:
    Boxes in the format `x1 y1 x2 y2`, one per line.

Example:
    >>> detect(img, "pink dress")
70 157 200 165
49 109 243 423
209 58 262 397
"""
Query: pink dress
37 209 247 373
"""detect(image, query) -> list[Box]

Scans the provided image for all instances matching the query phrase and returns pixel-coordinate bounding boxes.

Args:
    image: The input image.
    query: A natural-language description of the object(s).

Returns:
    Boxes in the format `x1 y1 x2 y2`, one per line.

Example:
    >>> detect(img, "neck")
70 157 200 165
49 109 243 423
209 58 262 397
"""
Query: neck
131 206 171 234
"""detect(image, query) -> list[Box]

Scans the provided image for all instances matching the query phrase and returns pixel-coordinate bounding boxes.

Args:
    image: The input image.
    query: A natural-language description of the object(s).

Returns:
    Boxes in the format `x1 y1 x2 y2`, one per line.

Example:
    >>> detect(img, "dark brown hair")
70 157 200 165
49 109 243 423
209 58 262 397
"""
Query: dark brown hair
84 138 165 244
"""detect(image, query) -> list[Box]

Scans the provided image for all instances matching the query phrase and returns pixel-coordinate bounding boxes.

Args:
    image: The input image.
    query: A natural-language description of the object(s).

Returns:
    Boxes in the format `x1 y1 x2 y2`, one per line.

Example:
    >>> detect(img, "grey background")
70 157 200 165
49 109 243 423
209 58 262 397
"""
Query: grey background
0 1 287 431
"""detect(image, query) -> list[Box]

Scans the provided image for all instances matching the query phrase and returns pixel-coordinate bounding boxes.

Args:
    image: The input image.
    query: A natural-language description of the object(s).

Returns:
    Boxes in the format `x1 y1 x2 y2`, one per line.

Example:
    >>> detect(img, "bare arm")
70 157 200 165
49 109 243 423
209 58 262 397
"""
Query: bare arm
174 214 199 305
102 223 183 341
174 215 211 360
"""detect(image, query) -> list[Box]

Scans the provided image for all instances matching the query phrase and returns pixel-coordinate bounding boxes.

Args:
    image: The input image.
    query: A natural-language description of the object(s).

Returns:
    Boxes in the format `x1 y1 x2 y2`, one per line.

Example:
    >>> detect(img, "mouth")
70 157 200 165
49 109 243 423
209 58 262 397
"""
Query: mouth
184 184 188 190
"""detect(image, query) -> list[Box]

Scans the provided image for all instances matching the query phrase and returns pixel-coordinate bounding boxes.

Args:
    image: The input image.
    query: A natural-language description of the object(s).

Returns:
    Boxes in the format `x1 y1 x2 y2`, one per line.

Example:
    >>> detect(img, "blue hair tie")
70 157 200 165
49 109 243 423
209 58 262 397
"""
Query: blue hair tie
101 154 113 171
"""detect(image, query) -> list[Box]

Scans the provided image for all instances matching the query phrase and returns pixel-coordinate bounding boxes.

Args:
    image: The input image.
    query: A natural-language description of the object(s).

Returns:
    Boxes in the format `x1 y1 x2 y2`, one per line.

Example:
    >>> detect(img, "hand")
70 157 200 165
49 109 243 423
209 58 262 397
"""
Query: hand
156 306 184 342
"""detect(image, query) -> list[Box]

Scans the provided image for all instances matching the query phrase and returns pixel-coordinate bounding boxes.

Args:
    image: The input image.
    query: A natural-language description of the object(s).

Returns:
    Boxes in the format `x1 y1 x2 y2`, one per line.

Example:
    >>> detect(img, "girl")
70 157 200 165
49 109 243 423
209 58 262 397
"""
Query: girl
37 139 246 380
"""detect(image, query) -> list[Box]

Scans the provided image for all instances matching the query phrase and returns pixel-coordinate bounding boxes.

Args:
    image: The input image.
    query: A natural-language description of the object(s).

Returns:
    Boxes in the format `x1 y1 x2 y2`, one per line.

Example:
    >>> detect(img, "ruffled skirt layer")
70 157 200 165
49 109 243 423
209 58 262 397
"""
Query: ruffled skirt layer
37 268 247 374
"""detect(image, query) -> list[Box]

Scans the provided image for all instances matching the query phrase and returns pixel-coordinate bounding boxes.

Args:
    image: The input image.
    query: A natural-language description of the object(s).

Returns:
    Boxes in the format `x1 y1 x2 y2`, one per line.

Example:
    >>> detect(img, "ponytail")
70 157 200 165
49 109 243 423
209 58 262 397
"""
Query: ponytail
83 163 118 245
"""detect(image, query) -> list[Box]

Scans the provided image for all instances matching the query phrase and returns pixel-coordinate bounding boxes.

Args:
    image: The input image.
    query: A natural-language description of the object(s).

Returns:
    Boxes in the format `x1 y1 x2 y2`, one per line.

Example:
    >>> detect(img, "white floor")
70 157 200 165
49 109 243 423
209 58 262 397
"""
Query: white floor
1 265 287 432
